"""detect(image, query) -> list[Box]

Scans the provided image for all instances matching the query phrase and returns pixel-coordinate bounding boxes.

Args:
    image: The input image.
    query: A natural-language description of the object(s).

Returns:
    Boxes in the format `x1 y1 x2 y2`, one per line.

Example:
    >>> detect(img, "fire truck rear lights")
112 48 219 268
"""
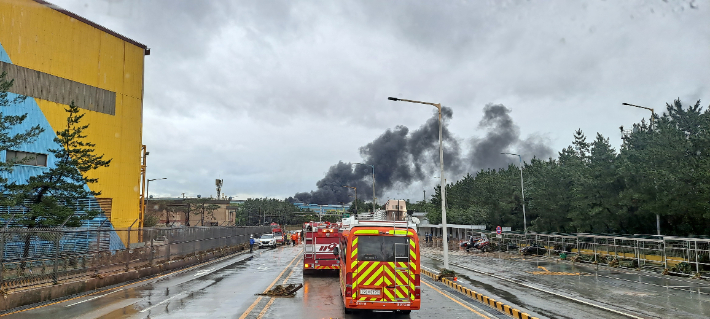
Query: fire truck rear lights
305 264 310 268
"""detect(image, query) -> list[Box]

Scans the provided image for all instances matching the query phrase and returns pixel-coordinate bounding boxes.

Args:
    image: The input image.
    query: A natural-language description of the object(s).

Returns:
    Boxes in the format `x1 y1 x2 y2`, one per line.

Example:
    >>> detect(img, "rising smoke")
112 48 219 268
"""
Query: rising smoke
291 104 553 204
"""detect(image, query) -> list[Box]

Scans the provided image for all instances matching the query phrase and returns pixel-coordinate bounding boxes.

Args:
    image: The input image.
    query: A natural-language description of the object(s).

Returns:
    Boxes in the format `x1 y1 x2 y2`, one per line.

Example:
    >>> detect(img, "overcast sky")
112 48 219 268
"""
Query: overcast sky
49 0 709 201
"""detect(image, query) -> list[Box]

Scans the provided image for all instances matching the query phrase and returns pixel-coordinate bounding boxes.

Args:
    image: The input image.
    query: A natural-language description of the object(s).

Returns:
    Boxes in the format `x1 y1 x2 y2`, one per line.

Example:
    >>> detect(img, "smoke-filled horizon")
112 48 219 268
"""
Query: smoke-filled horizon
290 104 553 205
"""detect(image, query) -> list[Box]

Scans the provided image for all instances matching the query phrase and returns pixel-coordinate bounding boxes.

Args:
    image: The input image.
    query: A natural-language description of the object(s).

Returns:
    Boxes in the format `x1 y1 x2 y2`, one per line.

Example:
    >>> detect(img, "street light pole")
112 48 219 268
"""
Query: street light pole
502 153 527 235
388 96 449 269
623 102 660 235
146 178 167 203
354 163 375 212
622 102 654 129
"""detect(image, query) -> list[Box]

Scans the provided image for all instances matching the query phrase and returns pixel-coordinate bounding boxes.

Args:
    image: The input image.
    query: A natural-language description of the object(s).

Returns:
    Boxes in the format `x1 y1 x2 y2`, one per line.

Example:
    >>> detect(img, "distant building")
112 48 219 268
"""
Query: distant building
146 198 235 227
384 199 407 221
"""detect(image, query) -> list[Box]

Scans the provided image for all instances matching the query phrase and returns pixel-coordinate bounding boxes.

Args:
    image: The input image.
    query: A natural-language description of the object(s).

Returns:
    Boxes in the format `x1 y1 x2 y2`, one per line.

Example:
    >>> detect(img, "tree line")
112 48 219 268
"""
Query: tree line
411 99 710 236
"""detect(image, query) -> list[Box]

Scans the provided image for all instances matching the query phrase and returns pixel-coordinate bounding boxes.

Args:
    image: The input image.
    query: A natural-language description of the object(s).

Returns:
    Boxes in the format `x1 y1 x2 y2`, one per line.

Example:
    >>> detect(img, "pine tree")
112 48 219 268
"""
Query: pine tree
9 102 111 228
0 72 44 188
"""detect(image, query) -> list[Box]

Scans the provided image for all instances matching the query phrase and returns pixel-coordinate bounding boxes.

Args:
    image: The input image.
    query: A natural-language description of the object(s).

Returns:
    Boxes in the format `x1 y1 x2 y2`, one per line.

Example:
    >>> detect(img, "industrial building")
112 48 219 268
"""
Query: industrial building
0 1 148 239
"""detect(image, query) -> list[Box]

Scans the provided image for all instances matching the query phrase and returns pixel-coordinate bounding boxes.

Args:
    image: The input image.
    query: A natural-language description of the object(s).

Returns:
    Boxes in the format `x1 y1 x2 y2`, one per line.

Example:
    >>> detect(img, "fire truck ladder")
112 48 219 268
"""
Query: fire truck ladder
305 231 315 262
392 221 411 302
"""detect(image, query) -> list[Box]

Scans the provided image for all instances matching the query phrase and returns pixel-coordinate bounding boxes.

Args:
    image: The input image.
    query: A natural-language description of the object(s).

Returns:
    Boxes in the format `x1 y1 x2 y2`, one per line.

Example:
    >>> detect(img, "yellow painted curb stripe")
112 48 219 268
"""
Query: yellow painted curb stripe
430 271 540 319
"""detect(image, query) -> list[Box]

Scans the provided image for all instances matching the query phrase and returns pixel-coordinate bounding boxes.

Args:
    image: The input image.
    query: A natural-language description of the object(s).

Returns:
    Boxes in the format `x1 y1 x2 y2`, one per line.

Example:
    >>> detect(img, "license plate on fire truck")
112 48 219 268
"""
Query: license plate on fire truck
359 289 380 295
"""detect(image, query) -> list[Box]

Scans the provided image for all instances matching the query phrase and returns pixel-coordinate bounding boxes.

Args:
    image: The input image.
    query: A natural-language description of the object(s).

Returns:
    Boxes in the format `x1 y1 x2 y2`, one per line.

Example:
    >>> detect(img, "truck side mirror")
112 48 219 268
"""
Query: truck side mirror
333 246 340 259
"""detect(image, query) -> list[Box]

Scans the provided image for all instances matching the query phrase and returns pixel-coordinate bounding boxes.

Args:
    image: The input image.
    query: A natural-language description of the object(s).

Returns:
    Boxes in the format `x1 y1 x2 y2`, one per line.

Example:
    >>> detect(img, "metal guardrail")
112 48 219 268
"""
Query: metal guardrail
0 226 271 291
493 232 709 278
420 231 710 278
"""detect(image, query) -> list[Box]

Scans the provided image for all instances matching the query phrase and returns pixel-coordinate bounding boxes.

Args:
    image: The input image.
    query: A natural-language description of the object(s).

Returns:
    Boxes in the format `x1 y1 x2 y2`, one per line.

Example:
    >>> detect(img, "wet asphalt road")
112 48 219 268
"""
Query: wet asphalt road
3 245 501 319
422 247 710 319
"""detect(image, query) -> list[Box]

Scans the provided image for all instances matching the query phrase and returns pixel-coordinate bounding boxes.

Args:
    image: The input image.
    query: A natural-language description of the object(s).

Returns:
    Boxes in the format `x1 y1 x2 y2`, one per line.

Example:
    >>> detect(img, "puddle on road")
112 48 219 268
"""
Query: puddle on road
456 274 525 307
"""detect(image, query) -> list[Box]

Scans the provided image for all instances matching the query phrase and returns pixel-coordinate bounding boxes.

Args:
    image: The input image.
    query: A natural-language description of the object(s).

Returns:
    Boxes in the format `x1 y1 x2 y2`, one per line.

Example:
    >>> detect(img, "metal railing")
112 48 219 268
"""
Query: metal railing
0 226 271 291
486 232 710 278
418 231 710 278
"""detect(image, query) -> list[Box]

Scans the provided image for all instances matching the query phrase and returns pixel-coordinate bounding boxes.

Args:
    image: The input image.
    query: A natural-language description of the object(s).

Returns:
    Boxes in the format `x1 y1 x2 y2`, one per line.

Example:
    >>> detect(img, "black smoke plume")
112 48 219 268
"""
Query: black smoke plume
292 104 552 205
468 104 553 170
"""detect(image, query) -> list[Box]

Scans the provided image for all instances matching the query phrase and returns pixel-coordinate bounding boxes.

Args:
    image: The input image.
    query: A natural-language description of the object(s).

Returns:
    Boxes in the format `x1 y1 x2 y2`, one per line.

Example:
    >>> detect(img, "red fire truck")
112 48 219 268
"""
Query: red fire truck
271 223 285 245
336 216 420 314
303 221 341 271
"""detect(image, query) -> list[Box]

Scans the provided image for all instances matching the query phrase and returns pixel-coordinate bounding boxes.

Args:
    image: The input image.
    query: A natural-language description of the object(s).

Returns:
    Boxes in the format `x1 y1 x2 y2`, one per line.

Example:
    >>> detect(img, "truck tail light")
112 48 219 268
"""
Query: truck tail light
345 272 353 297
414 274 421 299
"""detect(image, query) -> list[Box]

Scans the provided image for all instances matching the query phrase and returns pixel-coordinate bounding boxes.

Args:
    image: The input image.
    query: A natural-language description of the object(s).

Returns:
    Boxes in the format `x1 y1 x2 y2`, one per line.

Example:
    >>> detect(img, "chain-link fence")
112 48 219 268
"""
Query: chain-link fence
0 226 271 291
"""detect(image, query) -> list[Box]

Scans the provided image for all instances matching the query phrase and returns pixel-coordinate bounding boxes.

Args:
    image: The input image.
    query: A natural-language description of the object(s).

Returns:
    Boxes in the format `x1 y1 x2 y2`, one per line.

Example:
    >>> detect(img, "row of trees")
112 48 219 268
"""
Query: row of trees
0 72 111 229
414 99 710 236
233 198 338 226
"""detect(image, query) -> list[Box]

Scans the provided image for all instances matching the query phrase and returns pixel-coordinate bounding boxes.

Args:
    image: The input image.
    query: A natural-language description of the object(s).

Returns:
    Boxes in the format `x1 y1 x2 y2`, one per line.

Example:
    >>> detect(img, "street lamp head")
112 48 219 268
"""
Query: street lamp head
387 97 399 101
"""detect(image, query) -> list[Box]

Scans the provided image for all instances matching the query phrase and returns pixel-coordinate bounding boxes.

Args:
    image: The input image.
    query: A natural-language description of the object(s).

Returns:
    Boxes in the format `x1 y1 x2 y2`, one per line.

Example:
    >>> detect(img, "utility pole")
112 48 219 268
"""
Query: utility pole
139 145 148 228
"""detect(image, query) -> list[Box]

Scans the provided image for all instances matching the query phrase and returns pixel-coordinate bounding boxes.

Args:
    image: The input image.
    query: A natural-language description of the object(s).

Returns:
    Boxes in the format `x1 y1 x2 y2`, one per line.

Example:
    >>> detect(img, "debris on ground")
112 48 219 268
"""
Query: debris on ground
255 284 303 297
437 269 456 280
609 258 619 268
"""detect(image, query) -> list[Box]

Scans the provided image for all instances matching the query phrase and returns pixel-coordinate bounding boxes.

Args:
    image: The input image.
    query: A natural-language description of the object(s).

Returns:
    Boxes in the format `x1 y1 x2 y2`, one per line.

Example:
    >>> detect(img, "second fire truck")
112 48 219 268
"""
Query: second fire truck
303 221 341 271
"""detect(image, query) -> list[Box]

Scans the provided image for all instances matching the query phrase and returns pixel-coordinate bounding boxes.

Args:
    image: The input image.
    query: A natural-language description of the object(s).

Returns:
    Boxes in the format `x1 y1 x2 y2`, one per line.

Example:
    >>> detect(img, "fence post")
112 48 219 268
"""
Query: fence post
51 215 75 284
695 240 700 274
93 220 107 276
166 230 171 263
0 216 13 288
52 230 61 284
126 219 138 272
662 238 667 270
149 228 154 266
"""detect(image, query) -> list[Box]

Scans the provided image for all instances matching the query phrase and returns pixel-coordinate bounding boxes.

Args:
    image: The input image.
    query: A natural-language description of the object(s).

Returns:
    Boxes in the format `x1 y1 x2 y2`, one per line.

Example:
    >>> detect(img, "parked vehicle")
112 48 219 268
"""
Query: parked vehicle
460 234 491 252
259 234 277 248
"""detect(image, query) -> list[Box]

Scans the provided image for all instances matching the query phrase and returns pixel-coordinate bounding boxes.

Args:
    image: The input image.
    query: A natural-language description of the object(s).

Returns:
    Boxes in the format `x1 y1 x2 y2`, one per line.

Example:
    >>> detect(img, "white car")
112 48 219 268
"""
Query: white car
259 234 276 248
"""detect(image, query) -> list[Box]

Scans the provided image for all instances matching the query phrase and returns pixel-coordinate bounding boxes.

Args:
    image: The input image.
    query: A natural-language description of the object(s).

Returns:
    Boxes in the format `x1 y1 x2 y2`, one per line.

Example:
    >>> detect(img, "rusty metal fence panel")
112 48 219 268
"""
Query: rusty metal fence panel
0 226 270 291
480 232 710 279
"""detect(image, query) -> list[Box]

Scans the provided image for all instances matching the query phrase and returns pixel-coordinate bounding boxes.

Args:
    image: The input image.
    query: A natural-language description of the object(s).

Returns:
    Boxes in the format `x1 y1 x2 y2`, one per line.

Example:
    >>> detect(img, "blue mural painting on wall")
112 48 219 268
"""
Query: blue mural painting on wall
0 41 124 253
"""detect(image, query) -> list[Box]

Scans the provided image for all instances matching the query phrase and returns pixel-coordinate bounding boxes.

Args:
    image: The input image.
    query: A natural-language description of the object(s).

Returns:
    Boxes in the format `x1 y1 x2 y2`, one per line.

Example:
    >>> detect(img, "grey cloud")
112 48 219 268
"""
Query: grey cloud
46 0 710 200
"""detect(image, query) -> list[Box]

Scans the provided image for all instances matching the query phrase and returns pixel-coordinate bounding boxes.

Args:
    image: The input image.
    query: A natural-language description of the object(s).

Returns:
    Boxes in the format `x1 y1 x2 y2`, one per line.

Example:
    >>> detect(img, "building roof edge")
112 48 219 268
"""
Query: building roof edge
33 0 150 55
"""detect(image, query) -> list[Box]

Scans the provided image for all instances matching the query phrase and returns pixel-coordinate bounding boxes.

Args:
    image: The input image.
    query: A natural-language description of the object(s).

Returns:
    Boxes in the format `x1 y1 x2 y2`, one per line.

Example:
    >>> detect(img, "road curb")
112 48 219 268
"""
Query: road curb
421 267 539 319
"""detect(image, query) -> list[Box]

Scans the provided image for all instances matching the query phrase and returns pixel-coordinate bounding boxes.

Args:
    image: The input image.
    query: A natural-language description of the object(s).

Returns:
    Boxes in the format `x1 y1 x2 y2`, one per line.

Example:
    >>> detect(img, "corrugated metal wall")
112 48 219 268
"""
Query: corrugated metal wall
0 0 145 231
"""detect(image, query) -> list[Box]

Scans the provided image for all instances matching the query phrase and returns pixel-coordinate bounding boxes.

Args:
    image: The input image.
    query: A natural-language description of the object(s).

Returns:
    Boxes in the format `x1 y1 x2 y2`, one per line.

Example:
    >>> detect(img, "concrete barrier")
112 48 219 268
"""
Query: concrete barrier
0 245 249 313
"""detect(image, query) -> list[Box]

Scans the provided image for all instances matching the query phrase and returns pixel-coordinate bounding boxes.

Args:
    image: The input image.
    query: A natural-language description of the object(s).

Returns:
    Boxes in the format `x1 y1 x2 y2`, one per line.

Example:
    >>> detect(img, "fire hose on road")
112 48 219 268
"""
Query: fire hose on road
255 284 304 297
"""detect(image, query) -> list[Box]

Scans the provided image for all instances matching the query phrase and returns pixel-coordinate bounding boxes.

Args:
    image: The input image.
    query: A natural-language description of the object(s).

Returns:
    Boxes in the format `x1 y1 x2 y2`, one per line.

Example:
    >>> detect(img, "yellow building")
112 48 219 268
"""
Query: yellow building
0 0 148 234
